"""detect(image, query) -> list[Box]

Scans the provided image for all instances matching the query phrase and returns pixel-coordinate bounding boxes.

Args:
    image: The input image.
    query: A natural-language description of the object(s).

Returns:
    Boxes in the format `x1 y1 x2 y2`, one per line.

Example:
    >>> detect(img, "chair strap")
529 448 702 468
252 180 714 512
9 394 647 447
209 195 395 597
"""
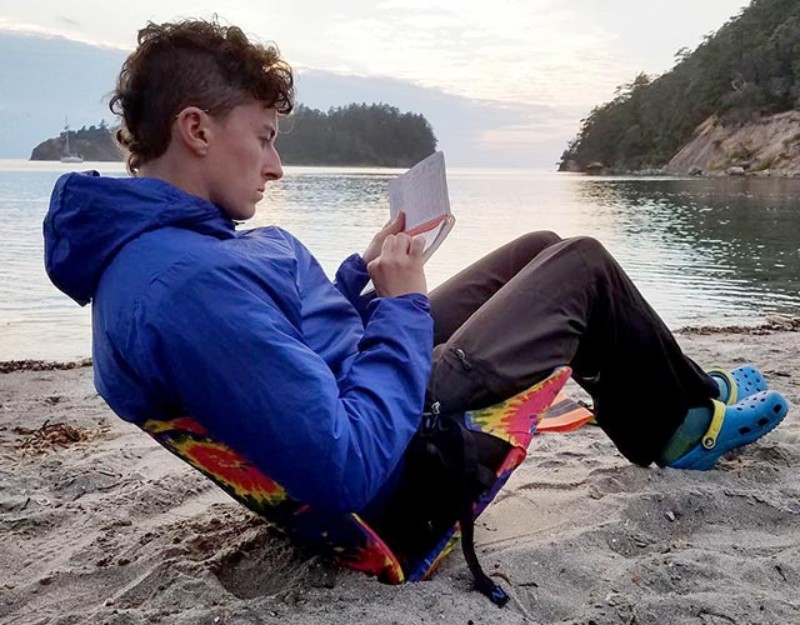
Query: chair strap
456 419 510 607
417 406 510 606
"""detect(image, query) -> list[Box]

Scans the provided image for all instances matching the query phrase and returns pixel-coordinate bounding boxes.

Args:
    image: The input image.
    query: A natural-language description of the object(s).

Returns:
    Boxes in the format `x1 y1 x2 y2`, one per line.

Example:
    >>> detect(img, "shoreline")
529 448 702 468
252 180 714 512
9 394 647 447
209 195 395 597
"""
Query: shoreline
0 314 800 374
0 358 93 374
2 315 796 373
1 328 798 624
561 167 800 179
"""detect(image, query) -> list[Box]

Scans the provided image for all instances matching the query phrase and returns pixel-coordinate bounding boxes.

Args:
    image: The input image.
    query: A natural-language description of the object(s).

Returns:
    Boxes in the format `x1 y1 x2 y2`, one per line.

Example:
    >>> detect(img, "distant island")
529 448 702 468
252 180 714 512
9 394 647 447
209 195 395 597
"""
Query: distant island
559 0 800 176
31 120 124 162
30 103 437 168
278 103 436 167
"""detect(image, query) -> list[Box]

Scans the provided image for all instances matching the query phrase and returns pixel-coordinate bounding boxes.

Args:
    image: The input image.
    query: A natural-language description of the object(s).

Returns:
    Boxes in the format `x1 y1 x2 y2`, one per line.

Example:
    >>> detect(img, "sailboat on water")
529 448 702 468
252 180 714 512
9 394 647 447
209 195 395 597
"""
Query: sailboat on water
60 118 84 164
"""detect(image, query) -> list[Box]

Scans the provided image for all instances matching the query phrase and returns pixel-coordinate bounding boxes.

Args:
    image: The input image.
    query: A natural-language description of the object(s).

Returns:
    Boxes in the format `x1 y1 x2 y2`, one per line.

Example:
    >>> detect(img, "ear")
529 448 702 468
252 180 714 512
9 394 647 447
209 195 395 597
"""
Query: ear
173 106 213 157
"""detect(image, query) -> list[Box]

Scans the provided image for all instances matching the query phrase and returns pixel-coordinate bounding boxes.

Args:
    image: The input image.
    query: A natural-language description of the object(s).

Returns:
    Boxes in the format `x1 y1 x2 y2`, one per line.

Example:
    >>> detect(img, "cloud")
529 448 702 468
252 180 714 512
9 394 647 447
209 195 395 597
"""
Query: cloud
0 17 130 50
0 0 756 167
0 32 126 158
56 16 81 29
0 1 752 114
313 0 634 109
295 69 581 167
1 1 640 111
0 30 581 166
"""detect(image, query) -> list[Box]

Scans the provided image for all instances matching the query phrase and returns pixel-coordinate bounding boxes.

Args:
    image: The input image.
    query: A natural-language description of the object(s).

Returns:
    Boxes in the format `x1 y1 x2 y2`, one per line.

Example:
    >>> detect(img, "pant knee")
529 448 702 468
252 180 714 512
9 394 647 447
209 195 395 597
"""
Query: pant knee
565 236 610 262
514 230 562 256
525 230 561 247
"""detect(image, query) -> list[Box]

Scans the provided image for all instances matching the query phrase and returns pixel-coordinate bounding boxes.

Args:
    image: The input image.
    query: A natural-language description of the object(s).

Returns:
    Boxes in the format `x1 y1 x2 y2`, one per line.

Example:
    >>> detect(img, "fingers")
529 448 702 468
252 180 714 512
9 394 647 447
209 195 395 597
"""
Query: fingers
364 213 407 264
381 233 416 255
381 234 394 256
410 235 425 257
380 212 405 233
369 231 427 297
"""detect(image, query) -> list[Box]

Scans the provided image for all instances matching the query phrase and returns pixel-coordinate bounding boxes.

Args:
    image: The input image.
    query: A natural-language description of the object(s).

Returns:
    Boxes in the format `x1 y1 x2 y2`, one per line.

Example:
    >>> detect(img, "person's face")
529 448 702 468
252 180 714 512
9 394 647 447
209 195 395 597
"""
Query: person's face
204 102 283 221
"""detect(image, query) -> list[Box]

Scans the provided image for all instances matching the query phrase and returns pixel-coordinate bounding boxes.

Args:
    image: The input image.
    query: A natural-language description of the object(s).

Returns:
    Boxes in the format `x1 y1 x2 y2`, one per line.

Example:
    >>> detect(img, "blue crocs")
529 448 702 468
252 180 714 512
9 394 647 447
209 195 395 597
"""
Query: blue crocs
707 365 768 405
668 390 789 470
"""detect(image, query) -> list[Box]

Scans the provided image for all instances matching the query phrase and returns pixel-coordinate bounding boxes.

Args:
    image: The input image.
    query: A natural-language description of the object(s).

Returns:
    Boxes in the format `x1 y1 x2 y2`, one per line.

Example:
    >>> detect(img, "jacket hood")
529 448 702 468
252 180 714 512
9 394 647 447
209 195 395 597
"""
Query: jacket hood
44 171 236 305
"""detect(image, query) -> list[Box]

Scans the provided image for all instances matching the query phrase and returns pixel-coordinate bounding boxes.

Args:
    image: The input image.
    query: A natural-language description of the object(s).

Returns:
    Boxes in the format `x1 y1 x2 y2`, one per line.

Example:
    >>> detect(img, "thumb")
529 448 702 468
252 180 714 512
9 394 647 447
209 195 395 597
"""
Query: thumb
386 211 406 234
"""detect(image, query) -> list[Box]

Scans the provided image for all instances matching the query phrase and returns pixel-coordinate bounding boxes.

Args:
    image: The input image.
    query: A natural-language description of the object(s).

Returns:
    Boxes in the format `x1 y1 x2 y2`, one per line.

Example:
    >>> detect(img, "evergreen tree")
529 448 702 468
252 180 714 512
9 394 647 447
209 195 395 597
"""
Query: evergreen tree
277 103 437 167
559 0 800 171
32 106 437 166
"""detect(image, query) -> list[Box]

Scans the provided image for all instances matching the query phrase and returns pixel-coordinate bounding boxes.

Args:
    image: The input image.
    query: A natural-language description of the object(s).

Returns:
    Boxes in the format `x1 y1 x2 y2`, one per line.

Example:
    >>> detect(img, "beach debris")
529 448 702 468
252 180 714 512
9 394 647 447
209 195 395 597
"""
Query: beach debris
13 421 110 456
0 358 92 374
698 608 737 624
517 580 539 588
677 314 800 336
766 369 791 377
664 511 677 522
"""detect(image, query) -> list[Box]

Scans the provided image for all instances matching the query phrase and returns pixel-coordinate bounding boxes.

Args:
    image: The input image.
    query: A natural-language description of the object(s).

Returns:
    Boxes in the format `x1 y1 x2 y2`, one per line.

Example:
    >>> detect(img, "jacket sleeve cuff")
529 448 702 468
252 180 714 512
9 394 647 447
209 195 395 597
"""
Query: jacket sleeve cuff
367 291 431 315
334 254 376 322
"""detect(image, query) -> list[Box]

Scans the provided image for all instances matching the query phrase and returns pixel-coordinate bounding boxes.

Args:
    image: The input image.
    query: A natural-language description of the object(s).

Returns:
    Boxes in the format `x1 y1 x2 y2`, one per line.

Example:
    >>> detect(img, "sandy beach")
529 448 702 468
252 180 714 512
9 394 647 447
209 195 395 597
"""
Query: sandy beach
1 324 798 625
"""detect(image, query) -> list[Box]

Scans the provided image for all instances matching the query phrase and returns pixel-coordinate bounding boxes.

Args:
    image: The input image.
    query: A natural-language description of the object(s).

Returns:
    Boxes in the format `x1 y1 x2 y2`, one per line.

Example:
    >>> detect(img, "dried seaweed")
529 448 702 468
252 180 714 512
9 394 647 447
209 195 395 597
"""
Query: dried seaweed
13 421 110 456
0 358 92 374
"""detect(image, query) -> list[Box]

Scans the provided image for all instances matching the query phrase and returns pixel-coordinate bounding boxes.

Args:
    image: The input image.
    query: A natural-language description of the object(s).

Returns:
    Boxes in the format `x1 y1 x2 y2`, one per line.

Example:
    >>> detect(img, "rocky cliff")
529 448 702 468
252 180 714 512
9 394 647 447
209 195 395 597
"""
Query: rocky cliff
666 111 800 176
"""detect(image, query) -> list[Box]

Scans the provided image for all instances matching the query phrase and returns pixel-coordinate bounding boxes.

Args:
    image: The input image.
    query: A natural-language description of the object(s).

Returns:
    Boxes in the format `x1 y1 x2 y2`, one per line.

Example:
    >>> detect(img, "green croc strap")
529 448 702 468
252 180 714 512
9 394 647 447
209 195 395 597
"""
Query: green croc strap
701 399 726 450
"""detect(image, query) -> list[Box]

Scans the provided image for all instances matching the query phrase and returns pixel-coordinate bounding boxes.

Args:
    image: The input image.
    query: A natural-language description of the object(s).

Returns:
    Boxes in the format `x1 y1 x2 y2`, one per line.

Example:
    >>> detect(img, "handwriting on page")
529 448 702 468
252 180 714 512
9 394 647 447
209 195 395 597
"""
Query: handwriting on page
388 152 451 243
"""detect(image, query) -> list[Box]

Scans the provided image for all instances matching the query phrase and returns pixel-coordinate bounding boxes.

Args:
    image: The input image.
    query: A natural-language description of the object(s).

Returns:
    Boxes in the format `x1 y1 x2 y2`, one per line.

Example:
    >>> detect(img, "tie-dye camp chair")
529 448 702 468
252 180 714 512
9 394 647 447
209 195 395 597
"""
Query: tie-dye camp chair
141 366 571 605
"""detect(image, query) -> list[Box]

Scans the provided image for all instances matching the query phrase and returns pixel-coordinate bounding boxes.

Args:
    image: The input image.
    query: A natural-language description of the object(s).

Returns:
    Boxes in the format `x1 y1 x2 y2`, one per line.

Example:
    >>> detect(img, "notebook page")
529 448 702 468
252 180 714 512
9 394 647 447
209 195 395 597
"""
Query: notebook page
388 151 451 243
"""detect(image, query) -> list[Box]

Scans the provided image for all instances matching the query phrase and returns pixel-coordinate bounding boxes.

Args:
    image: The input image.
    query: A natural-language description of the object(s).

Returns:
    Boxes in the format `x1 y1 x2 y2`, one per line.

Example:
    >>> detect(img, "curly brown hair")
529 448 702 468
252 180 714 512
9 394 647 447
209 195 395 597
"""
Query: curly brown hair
110 19 294 173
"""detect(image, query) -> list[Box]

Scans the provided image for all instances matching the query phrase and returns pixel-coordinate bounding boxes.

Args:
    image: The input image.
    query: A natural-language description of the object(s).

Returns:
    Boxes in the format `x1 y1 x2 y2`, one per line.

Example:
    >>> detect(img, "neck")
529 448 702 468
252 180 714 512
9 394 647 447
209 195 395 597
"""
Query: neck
138 155 210 202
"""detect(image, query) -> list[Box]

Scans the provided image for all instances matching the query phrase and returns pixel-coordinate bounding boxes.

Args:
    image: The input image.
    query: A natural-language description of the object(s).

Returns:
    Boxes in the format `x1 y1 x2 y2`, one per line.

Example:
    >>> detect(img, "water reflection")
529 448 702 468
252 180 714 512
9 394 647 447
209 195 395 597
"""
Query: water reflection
1 164 798 360
576 177 800 323
249 172 396 277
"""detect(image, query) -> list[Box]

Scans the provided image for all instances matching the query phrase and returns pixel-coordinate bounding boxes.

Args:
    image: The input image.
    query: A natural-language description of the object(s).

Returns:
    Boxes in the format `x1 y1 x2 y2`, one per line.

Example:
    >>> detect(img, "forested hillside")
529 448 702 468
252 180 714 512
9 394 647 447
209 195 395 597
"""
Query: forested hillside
30 103 437 167
559 0 800 172
276 103 436 167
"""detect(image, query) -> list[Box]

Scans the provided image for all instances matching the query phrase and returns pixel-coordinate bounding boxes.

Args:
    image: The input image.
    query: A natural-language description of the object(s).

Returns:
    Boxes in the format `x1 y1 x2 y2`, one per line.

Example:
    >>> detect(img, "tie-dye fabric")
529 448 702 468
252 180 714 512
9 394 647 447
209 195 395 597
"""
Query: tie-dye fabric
142 366 571 584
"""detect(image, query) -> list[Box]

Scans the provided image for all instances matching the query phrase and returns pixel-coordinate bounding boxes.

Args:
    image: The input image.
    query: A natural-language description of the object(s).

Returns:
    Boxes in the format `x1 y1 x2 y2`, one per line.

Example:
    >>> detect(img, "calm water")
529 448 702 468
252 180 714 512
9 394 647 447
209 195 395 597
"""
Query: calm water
1 159 798 361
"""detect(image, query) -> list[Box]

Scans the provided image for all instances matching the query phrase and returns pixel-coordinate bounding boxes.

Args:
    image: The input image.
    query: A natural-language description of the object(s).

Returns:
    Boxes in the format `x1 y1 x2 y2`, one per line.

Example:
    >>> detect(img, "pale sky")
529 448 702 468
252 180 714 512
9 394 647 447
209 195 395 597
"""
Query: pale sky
0 0 750 166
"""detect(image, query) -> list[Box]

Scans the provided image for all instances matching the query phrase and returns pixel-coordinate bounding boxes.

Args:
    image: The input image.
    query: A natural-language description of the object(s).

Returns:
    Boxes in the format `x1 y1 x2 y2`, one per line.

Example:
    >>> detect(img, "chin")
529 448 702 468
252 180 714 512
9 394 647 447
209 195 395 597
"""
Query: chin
223 204 256 222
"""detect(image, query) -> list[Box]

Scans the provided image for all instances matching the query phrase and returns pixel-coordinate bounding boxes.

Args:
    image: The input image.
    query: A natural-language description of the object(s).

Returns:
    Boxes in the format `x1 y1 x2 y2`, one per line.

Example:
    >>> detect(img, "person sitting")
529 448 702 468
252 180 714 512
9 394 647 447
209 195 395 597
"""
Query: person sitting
43 18 789 604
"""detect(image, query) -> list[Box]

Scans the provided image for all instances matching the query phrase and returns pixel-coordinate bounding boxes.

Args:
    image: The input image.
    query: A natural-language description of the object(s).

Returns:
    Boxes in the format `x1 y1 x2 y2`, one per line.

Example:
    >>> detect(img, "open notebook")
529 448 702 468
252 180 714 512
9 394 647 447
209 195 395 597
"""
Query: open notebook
388 151 455 262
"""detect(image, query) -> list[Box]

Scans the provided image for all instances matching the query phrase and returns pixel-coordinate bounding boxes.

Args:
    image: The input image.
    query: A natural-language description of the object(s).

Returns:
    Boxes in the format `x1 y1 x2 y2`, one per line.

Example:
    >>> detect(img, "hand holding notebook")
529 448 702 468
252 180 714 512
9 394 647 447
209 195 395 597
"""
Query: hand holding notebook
388 151 455 262
361 152 455 296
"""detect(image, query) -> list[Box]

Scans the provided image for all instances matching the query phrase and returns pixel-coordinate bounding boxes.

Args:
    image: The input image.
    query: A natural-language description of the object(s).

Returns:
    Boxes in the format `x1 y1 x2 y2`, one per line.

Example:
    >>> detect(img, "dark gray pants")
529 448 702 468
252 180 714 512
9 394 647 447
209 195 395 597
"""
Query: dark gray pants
427 232 718 466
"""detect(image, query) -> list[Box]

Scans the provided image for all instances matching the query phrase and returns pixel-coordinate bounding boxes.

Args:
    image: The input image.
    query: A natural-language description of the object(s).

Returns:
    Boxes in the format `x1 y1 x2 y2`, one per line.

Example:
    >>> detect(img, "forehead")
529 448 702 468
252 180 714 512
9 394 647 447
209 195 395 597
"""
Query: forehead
227 101 278 129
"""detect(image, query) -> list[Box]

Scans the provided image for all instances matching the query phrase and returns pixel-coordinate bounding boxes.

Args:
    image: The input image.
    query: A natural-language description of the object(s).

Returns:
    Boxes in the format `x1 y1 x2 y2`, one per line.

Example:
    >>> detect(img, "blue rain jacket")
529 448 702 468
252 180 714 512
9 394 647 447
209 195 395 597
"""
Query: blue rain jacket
44 172 433 514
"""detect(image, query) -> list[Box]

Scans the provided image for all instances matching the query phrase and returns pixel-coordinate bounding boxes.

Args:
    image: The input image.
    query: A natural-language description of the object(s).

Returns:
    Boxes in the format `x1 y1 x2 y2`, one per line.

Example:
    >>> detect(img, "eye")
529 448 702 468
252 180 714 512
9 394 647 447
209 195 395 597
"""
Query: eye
260 130 277 147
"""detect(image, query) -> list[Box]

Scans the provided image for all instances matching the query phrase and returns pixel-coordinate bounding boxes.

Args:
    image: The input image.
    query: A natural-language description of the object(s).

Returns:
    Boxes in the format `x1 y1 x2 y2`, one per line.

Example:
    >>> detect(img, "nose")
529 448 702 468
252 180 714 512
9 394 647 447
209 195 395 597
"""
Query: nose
264 146 283 182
